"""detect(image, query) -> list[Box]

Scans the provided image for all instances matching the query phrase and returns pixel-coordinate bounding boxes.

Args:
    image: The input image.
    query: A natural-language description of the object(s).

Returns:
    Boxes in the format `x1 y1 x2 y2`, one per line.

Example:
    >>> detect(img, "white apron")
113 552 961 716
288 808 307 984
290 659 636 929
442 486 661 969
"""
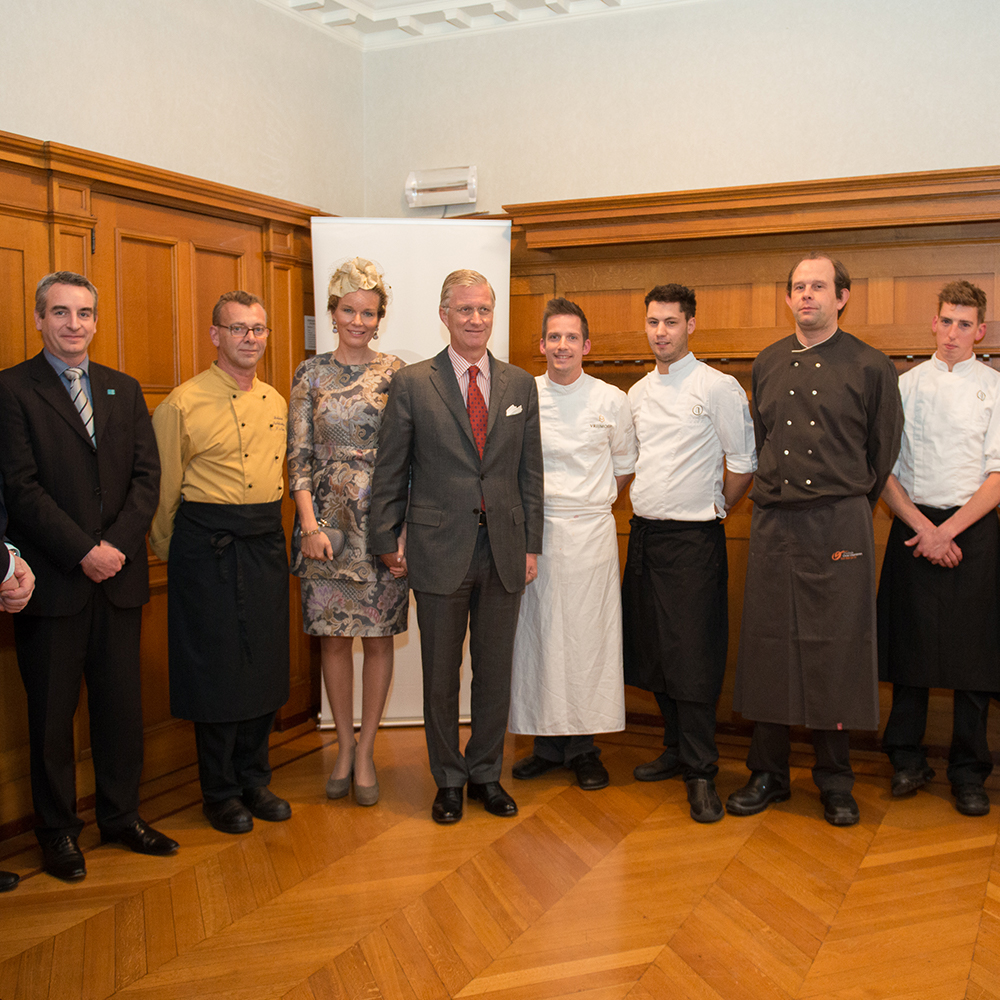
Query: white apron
509 508 625 734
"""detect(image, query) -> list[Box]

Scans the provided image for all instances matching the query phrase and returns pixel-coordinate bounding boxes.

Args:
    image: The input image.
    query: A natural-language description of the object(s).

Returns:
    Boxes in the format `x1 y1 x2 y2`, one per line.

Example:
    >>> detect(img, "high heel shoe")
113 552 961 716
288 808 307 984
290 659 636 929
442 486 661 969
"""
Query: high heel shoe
354 760 379 806
326 767 353 800
326 740 356 800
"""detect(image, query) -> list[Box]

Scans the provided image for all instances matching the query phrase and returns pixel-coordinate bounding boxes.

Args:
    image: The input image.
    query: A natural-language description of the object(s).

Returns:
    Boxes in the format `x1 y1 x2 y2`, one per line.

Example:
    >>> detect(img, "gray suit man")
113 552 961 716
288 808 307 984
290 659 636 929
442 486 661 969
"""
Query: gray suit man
370 269 543 824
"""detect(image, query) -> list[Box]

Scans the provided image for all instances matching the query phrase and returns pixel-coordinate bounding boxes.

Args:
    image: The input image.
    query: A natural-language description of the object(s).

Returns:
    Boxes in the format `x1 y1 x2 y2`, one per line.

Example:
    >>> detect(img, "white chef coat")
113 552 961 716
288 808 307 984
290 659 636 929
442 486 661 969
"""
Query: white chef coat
628 352 755 521
893 354 1000 508
510 372 636 735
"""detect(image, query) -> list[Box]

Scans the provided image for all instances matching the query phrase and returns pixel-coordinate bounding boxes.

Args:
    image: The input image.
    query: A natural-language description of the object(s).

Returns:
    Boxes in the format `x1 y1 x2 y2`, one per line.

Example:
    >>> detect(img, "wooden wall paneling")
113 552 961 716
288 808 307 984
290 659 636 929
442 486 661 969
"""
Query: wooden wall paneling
0 246 29 370
115 233 180 385
264 220 315 727
49 174 95 277
0 159 59 834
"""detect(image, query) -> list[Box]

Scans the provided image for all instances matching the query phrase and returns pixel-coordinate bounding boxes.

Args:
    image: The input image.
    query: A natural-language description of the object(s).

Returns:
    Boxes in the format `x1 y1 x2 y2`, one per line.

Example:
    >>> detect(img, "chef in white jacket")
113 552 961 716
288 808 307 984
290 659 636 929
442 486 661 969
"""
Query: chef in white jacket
509 297 636 790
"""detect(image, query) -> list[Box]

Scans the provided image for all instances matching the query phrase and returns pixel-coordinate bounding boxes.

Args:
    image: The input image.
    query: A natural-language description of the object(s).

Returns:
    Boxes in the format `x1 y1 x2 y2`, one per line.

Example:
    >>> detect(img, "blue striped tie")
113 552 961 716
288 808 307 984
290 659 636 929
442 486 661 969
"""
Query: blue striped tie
65 367 95 446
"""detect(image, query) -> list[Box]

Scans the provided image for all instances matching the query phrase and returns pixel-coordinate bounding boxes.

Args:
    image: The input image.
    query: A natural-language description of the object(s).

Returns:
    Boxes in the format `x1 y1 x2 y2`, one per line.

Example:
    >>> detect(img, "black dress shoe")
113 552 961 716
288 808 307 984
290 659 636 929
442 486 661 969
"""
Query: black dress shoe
954 784 990 816
42 835 86 882
432 787 464 824
242 786 292 822
512 754 562 780
891 765 935 797
725 772 791 816
686 778 724 823
101 818 179 856
821 789 860 826
570 752 610 791
633 750 682 782
203 798 254 834
467 781 518 817
0 870 19 892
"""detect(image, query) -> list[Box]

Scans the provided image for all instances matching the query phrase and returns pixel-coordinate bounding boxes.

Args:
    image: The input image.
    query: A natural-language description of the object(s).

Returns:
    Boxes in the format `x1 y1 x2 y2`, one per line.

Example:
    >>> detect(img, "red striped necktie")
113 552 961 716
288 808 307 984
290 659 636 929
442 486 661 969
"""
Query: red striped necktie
467 365 487 459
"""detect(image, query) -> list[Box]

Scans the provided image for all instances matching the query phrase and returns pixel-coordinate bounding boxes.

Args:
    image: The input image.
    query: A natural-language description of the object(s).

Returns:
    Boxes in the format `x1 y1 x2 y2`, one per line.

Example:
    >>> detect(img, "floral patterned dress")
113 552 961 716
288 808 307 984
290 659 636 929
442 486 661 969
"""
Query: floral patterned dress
288 352 408 636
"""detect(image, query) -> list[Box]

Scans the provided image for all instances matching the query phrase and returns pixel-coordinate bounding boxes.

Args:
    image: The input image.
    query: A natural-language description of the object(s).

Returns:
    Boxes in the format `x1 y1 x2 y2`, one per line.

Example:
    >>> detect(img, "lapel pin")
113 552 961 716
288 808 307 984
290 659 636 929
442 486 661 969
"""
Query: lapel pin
107 389 115 395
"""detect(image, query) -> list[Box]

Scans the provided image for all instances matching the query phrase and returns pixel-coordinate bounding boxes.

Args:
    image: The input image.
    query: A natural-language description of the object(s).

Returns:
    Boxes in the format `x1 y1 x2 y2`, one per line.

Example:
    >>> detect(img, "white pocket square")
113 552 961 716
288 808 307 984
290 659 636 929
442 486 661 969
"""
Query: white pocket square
505 404 522 416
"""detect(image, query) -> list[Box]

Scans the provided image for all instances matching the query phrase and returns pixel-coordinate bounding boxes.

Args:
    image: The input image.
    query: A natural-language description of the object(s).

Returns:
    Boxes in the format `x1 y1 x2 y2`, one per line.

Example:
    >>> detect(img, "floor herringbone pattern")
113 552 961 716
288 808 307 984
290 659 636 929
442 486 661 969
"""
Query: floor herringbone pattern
1 726 999 1000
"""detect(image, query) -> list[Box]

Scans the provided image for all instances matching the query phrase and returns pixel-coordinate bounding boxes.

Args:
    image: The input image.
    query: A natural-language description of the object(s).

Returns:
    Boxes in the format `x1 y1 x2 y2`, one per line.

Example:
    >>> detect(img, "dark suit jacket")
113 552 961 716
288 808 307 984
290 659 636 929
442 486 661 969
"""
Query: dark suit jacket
0 470 12 581
0 351 160 616
371 348 543 595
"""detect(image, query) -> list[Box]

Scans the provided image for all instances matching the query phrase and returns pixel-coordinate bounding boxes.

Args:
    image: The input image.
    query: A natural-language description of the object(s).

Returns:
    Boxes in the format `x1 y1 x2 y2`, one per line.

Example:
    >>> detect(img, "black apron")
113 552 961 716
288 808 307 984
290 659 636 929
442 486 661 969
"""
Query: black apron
878 505 1000 690
622 516 728 703
734 495 879 730
167 500 290 722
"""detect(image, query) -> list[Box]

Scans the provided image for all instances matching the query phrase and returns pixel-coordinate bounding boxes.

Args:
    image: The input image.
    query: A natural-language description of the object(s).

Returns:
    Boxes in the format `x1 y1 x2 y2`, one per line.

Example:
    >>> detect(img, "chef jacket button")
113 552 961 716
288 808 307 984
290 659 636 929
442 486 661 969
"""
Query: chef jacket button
815 362 821 367
784 450 789 455
786 420 792 425
794 362 799 367
810 420 815 426
805 479 812 485
812 390 817 395
789 390 795 395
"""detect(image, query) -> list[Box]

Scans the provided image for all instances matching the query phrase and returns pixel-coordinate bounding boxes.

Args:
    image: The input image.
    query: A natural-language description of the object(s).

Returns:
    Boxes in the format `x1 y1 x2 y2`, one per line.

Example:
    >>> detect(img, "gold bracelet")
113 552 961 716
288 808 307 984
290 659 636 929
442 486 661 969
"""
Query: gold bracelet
301 527 322 538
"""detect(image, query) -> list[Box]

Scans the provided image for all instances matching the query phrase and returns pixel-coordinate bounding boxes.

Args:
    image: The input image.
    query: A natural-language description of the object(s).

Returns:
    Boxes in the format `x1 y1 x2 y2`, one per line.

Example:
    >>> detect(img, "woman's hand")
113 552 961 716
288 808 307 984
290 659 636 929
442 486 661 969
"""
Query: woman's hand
301 530 334 561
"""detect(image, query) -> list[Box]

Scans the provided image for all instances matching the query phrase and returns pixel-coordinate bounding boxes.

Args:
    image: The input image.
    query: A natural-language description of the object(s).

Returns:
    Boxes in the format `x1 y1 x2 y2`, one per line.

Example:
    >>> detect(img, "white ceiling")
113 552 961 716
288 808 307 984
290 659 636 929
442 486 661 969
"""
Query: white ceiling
258 0 690 50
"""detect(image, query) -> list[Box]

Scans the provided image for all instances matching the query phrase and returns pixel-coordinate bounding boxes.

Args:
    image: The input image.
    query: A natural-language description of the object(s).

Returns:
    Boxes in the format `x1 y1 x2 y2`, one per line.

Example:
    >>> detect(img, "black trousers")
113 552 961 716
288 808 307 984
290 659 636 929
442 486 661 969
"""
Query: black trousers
14 590 144 842
532 735 598 763
414 525 522 788
883 684 992 787
746 720 853 792
654 691 718 780
195 712 276 803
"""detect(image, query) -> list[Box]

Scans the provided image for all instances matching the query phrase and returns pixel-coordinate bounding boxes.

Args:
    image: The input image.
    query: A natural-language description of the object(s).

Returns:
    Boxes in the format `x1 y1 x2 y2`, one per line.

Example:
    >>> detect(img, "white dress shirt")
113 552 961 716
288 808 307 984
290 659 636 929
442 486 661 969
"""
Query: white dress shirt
629 352 756 521
893 354 1000 508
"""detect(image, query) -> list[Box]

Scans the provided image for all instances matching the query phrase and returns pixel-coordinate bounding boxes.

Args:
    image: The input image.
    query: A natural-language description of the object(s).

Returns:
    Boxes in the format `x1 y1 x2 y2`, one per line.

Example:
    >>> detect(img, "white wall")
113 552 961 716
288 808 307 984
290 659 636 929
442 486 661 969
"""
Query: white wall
0 0 365 214
363 0 1000 217
2 0 998 218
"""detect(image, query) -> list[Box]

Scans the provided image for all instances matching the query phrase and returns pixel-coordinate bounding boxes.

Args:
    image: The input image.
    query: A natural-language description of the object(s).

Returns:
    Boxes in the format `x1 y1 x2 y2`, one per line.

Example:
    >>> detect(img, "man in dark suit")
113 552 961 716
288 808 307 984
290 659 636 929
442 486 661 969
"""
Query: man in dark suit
0 271 178 882
0 471 35 891
371 269 544 825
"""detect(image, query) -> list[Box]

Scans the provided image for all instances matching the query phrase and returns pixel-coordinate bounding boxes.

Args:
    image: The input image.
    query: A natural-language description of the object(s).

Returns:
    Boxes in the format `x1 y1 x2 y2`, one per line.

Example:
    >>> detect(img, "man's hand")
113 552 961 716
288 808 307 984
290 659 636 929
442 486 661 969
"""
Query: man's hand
525 553 538 586
905 524 962 568
81 541 127 582
0 555 35 612
379 533 407 579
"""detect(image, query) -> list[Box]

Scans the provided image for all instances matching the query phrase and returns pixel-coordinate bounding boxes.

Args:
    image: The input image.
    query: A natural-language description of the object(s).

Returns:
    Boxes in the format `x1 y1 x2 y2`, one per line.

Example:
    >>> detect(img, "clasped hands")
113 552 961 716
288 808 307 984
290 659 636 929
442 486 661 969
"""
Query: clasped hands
905 522 961 568
376 536 537 585
0 554 35 612
81 540 127 582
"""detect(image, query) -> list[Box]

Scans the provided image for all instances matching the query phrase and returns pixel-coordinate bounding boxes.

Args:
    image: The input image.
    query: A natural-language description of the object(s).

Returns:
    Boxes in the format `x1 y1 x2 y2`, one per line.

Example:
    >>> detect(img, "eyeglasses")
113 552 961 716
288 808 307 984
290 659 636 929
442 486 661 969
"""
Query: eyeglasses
217 323 270 338
452 306 493 319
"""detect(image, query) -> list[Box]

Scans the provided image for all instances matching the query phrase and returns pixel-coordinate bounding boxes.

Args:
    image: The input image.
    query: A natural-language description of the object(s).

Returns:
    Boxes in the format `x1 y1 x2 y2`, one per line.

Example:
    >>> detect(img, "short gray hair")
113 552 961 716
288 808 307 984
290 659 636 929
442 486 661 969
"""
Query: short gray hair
35 272 98 318
439 269 495 311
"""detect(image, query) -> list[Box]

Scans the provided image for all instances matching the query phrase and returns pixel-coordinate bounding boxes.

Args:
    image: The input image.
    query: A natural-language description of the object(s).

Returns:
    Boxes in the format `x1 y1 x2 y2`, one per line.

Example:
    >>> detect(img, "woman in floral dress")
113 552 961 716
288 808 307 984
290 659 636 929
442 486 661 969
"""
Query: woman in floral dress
288 258 407 806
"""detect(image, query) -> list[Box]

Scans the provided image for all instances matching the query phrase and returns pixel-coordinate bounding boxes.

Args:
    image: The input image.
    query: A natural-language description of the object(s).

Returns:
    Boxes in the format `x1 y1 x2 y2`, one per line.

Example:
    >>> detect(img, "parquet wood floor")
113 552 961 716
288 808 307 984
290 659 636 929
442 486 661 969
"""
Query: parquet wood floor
1 726 999 1000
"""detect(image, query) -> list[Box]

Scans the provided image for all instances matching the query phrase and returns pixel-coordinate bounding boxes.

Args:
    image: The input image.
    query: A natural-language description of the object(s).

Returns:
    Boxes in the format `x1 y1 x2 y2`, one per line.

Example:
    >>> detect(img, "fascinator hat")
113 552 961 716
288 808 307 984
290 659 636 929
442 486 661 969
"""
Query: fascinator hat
326 257 391 316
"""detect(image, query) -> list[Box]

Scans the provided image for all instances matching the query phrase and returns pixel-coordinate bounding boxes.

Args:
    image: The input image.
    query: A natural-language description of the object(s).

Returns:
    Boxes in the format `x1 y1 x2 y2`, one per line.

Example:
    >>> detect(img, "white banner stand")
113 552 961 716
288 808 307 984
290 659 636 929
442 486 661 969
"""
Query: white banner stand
309 217 512 728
